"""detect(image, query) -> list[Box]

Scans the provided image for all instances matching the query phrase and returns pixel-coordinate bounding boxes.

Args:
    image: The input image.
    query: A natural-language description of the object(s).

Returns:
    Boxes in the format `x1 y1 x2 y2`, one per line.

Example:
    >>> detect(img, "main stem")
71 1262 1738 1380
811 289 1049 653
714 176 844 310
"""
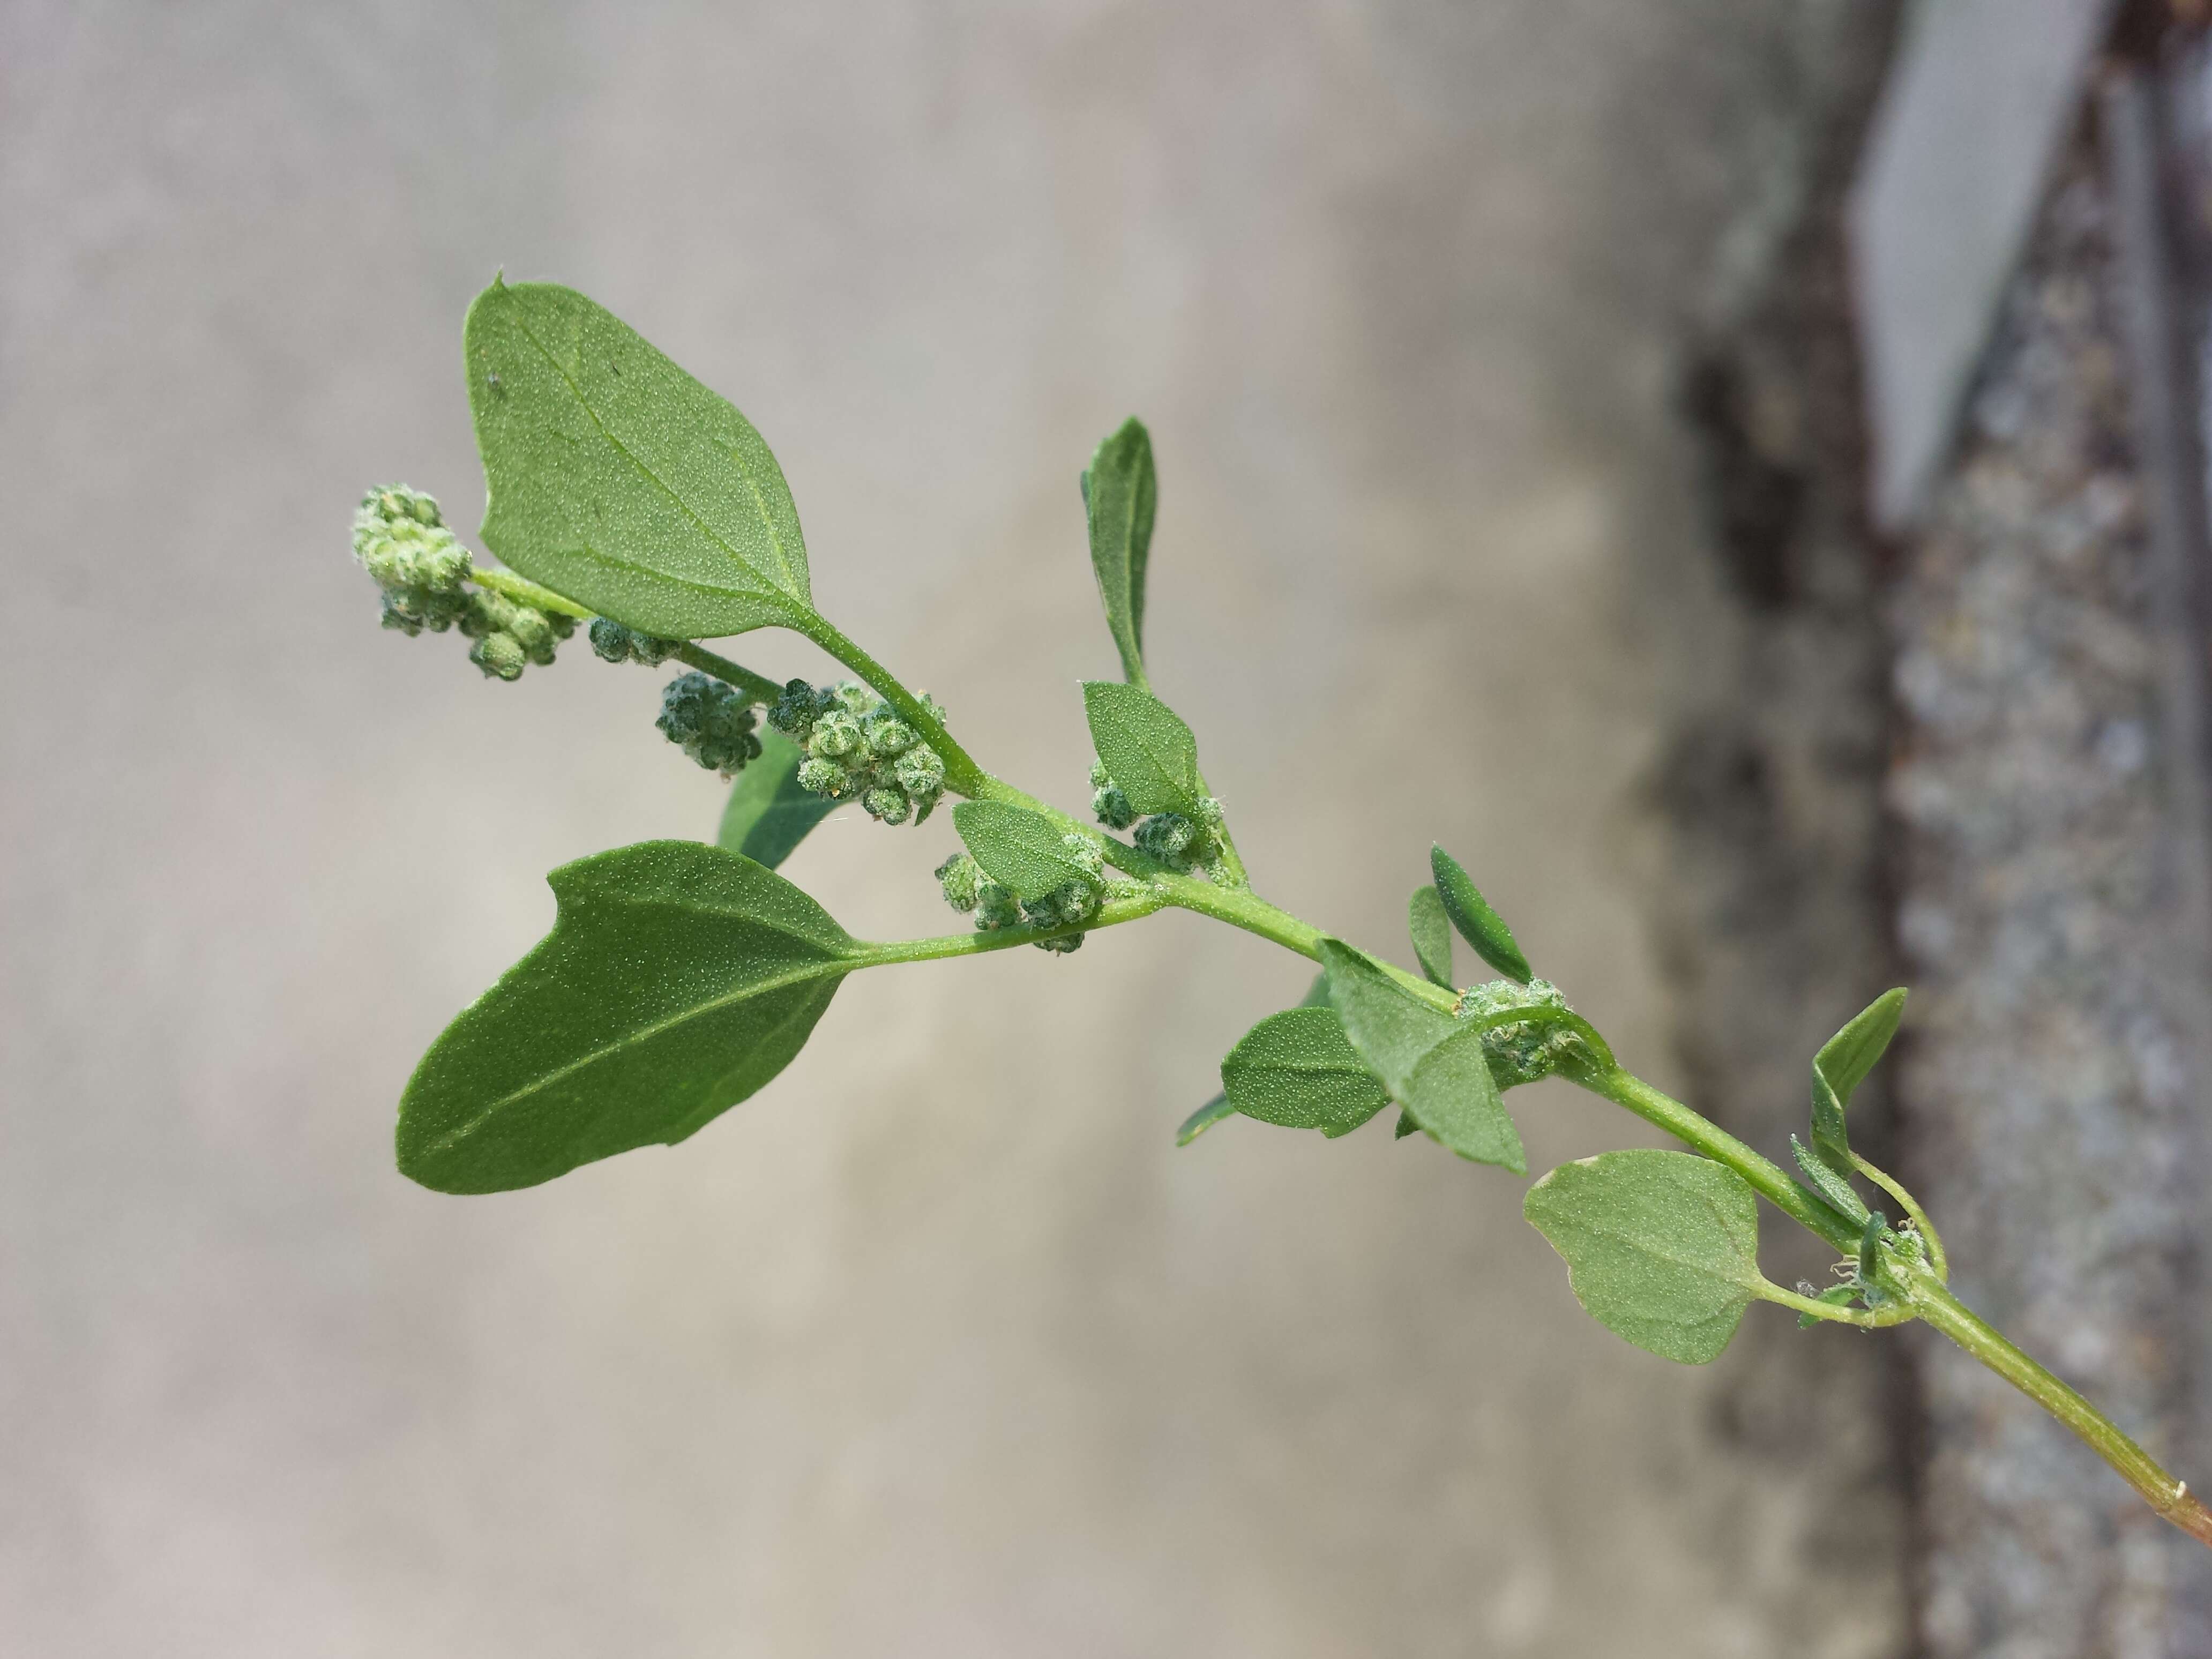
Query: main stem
1909 1277 2212 1547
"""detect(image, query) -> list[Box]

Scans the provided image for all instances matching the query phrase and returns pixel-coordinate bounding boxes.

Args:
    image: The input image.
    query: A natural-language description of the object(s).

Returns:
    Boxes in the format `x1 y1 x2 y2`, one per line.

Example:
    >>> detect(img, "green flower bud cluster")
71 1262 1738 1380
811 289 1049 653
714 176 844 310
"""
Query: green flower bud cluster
1455 978 1580 1088
1131 794 1227 877
767 678 947 826
588 618 683 666
934 840 1107 954
355 485 473 634
1089 759 1138 831
655 671 763 775
352 484 573 680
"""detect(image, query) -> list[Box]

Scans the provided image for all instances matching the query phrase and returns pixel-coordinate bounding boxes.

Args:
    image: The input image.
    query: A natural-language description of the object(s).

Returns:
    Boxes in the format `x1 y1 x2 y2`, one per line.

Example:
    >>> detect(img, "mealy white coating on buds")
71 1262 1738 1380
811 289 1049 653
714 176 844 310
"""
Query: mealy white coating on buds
767 678 947 826
1089 759 1138 831
935 841 1104 953
1454 977 1582 1088
655 671 764 776
353 485 575 679
588 617 683 666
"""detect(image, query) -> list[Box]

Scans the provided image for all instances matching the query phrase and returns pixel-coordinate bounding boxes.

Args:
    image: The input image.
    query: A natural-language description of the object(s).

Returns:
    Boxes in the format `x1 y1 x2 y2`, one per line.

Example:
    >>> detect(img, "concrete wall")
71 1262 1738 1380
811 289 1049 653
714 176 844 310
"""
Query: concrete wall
1 4 1902 1654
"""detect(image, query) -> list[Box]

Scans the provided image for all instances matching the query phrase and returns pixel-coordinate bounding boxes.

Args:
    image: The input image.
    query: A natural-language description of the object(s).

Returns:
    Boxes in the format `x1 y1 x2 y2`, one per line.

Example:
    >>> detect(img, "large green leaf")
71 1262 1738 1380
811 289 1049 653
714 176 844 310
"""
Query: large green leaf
465 279 813 639
1220 1008 1391 1138
1318 939 1457 1097
1810 988 1908 1182
950 801 1094 901
717 727 838 869
1430 845 1531 984
1408 885 1454 988
1081 417 1157 686
397 840 858 1193
1082 681 1201 814
1401 1023 1525 1172
1524 1149 1764 1364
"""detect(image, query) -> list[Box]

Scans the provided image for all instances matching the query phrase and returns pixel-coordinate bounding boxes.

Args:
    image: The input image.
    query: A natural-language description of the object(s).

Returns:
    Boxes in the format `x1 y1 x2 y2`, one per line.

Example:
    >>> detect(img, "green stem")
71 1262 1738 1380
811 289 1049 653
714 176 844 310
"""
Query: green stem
1578 1066 1859 1253
796 613 993 798
857 887 1164 963
468 567 787 704
1909 1276 2212 1548
1754 1279 1903 1327
669 643 784 706
1853 1153 1948 1282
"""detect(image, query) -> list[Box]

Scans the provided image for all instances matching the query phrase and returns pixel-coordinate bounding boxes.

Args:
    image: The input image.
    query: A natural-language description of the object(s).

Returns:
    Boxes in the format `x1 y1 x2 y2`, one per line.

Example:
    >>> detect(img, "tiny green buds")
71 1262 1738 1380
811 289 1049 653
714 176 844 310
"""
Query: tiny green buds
588 617 682 665
1457 978 1579 1089
656 671 764 775
768 677 945 825
354 484 474 634
1090 759 1139 831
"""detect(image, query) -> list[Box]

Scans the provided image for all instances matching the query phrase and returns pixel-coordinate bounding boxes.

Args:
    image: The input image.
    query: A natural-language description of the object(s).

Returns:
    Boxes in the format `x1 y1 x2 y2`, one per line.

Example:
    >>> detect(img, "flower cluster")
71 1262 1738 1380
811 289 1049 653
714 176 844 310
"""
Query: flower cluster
656 671 763 775
588 618 683 666
767 678 947 826
352 485 573 680
1089 761 1227 877
1455 978 1581 1088
935 840 1107 953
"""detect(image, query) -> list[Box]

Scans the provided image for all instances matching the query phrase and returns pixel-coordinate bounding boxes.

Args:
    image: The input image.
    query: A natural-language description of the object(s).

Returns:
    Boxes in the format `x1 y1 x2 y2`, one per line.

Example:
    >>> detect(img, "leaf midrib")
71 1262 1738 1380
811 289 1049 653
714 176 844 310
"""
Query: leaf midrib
502 300 805 605
422 944 860 1155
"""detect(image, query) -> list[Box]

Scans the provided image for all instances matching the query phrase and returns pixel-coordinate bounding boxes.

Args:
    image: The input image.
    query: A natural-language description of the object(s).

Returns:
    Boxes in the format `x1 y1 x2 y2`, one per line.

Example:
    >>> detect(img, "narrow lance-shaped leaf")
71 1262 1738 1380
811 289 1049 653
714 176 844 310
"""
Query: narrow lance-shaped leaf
466 279 814 639
1220 1008 1391 1138
1082 417 1157 686
717 727 838 869
397 841 861 1194
951 801 1096 901
1809 987 1908 1182
1430 845 1531 983
1177 1094 1236 1146
1082 681 1201 814
1408 885 1454 988
1524 1149 1765 1364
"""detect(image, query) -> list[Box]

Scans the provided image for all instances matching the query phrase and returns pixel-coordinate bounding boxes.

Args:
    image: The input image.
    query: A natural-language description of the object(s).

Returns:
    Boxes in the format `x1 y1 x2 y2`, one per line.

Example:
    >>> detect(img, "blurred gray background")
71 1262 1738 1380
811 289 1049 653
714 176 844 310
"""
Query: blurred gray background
2 3 1904 1655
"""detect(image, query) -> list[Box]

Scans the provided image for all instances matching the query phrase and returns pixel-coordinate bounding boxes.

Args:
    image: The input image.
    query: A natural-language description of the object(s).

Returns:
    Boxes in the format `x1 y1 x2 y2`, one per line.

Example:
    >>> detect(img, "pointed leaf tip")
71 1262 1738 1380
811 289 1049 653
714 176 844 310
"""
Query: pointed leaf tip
1083 417 1157 686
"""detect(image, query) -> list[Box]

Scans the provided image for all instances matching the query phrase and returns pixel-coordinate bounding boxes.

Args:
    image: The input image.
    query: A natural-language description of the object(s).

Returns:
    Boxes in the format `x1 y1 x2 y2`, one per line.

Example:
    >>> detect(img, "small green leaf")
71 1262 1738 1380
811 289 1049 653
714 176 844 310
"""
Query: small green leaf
1430 846 1531 983
1797 1283 1860 1329
1408 886 1454 988
716 728 838 869
951 801 1093 901
1523 1149 1765 1364
1318 939 1457 1097
1220 1008 1391 1138
397 841 858 1194
1401 1022 1525 1172
1394 1109 1420 1140
465 279 813 639
1809 988 1908 1182
1082 417 1157 686
1857 1209 1889 1290
1081 681 1201 814
1296 973 1333 1009
1177 1093 1237 1146
1791 1134 1869 1224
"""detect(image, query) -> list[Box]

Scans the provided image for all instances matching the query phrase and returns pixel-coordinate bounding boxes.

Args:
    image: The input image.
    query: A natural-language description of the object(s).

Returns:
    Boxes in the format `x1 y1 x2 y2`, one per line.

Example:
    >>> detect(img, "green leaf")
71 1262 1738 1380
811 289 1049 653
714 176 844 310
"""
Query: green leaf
1296 972 1333 1009
1408 885 1454 988
1797 1283 1860 1329
1401 1022 1525 1172
1809 988 1908 1182
716 728 838 869
1081 681 1202 814
1430 845 1531 983
1177 1093 1236 1146
1394 1109 1421 1139
1318 939 1457 1097
1081 417 1157 685
1219 1008 1391 1138
1790 1134 1869 1224
950 801 1093 901
397 841 859 1194
1523 1149 1765 1364
465 279 813 640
